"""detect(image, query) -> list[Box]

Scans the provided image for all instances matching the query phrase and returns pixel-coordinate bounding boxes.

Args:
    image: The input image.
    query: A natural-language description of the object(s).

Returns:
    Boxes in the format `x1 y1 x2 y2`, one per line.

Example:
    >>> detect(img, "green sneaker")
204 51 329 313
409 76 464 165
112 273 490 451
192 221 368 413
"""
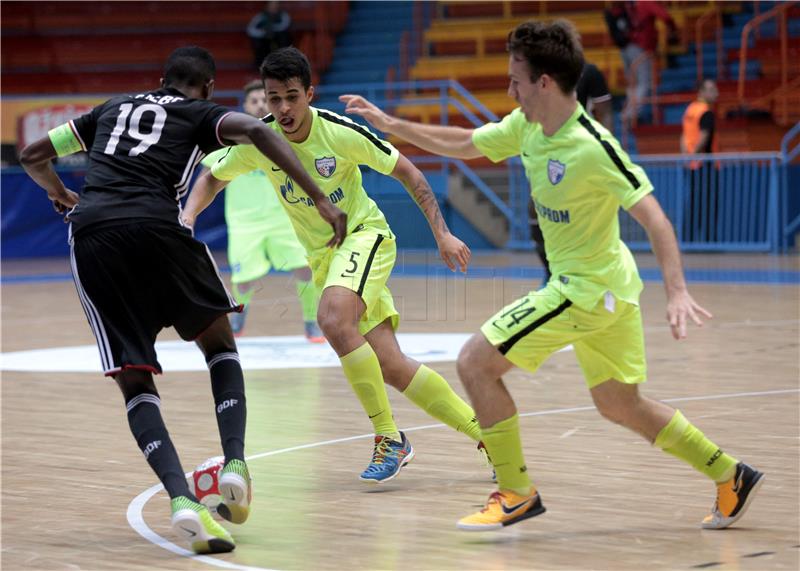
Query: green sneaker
170 496 235 554
217 459 252 524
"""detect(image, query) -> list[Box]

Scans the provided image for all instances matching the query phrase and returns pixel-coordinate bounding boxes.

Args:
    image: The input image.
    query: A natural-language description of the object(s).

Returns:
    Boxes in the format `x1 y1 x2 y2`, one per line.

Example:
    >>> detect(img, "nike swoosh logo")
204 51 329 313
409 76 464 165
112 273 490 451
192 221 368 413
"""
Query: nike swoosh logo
501 498 532 514
731 471 744 493
271 167 282 172
179 526 197 537
368 410 384 419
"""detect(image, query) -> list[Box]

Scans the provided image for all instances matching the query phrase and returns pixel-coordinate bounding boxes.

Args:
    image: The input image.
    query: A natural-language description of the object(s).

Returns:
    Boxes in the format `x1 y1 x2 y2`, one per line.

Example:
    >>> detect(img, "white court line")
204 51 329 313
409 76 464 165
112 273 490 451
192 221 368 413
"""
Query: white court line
127 387 800 571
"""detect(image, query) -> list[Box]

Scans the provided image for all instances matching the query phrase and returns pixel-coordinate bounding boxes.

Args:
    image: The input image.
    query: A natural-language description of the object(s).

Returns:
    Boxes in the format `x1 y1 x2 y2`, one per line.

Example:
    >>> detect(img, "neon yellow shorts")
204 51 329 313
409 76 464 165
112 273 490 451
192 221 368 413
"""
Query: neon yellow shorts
480 282 647 388
227 225 308 284
309 226 399 336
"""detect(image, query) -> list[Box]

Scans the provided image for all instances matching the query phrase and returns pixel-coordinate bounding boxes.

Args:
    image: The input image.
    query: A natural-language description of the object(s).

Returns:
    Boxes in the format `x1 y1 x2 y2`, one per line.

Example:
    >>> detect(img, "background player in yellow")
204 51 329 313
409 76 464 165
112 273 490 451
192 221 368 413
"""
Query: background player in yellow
341 20 763 529
184 47 490 483
201 80 323 341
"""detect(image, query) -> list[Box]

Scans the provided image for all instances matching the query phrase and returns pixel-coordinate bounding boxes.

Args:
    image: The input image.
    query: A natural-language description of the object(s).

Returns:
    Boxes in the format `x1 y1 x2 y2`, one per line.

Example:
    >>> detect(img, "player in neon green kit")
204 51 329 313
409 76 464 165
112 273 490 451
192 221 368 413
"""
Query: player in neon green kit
184 47 490 483
201 80 322 340
342 20 763 530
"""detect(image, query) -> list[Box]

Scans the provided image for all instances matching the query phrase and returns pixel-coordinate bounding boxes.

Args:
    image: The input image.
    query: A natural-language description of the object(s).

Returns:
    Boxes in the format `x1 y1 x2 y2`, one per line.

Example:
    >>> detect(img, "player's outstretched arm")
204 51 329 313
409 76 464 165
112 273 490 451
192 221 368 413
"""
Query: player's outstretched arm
182 168 228 229
339 94 482 160
218 113 347 247
19 137 80 219
628 194 712 340
391 154 471 272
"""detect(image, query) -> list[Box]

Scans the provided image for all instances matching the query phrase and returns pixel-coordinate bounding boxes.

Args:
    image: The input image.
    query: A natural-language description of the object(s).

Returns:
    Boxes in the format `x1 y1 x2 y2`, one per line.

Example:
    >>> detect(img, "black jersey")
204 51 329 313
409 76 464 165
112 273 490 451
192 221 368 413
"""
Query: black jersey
66 87 232 234
576 63 611 110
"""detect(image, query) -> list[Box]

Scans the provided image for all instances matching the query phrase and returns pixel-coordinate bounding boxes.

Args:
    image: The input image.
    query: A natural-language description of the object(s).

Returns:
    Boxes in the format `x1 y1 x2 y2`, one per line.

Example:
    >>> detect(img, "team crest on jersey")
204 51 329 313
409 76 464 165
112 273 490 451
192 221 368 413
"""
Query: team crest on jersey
315 157 337 178
547 159 566 185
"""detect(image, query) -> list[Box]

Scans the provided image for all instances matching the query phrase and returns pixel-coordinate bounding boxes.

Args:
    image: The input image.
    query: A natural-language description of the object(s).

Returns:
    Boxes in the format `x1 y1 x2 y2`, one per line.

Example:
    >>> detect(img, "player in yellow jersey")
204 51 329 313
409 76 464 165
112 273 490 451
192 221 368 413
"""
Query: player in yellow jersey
184 47 490 483
342 20 763 529
201 80 322 341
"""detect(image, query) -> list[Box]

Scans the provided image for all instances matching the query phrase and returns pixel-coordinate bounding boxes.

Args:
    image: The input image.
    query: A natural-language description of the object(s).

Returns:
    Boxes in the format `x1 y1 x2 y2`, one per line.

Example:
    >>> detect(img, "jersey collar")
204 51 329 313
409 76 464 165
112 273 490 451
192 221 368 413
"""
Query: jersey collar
544 102 585 139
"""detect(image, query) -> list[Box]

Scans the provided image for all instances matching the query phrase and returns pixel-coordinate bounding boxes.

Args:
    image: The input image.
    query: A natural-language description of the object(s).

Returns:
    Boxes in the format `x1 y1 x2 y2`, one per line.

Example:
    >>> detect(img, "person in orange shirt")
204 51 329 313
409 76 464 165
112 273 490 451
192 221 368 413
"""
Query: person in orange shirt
681 78 719 243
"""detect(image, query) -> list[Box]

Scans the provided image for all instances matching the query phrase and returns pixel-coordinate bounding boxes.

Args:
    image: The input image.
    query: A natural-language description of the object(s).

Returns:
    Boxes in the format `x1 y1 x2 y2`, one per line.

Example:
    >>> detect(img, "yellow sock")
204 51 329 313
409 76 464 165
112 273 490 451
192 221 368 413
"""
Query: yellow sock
340 343 399 440
402 365 481 441
655 410 738 483
481 414 532 496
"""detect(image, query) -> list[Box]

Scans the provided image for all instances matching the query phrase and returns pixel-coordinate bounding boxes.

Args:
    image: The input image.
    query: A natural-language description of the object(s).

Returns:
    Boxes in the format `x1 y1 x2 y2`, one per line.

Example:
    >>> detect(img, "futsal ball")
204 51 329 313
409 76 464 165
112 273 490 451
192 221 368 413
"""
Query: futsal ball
189 455 224 514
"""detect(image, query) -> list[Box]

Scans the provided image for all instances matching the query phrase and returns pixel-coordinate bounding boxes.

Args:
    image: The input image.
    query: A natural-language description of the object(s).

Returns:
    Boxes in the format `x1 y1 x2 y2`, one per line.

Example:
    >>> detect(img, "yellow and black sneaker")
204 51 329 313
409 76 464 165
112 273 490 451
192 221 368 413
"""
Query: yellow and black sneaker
702 462 764 530
217 459 252 525
171 496 235 554
457 488 546 531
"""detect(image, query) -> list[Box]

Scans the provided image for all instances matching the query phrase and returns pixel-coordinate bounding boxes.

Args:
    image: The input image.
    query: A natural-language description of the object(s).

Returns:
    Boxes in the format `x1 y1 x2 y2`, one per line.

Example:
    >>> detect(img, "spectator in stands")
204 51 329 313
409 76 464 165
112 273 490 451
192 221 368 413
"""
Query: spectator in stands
681 78 720 243
577 62 613 131
608 1 677 124
247 1 292 70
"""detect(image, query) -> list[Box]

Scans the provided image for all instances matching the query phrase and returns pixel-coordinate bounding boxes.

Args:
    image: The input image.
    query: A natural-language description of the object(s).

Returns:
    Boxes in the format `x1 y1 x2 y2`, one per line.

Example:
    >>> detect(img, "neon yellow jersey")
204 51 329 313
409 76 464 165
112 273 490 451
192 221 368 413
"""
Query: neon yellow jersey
202 149 284 231
211 107 400 255
473 105 654 310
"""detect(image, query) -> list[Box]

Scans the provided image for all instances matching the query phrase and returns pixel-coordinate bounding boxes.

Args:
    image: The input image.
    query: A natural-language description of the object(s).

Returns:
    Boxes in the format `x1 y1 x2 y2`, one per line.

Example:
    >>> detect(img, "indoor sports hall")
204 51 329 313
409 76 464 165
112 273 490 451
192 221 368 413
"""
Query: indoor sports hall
2 2 798 570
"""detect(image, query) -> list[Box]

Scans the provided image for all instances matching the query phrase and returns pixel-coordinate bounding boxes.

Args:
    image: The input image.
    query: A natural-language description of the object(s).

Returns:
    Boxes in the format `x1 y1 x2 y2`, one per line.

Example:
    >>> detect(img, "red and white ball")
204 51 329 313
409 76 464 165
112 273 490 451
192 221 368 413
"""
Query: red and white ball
189 455 224 514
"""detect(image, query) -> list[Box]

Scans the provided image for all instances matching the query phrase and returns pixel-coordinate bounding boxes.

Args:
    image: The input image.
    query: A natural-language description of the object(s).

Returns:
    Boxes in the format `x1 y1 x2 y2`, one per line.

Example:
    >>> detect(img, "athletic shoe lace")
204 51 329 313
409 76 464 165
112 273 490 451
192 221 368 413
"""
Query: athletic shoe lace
481 491 505 513
369 437 394 466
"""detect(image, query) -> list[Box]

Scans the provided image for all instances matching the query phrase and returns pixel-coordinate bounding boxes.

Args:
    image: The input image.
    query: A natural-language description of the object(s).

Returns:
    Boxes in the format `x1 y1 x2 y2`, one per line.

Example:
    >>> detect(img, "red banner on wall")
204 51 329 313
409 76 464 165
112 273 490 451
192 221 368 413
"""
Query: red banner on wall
16 104 96 150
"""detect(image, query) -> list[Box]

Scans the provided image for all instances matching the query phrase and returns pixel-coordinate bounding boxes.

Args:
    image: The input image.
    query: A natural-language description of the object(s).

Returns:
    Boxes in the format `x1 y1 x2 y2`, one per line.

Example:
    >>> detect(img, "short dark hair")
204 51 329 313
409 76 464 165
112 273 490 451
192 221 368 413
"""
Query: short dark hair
163 46 216 88
243 79 264 97
507 20 585 94
260 47 312 90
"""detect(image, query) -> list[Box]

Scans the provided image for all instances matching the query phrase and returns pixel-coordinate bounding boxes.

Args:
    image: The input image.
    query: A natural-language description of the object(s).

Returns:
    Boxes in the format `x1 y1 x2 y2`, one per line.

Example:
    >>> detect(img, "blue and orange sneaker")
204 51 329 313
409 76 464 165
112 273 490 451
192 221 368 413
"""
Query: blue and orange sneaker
359 432 414 483
304 320 326 343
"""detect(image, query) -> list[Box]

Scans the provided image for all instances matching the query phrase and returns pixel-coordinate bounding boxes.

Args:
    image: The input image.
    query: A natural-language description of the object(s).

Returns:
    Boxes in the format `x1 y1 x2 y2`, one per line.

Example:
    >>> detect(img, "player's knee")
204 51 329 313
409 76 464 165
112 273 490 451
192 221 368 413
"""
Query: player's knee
316 311 339 337
456 338 484 387
596 401 628 425
114 369 158 403
317 310 355 340
592 383 640 426
195 315 236 356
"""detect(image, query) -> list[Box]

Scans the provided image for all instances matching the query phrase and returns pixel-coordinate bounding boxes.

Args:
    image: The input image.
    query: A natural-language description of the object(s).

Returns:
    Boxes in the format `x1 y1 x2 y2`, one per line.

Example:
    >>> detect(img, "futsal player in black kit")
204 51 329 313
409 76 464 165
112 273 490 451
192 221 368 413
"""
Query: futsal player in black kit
19 46 346 554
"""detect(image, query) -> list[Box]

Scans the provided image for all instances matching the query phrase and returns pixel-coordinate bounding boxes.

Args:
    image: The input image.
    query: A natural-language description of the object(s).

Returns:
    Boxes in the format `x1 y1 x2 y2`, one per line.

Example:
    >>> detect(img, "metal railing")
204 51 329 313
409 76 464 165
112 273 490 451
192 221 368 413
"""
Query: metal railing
624 152 782 252
737 1 798 125
695 4 723 84
780 121 800 250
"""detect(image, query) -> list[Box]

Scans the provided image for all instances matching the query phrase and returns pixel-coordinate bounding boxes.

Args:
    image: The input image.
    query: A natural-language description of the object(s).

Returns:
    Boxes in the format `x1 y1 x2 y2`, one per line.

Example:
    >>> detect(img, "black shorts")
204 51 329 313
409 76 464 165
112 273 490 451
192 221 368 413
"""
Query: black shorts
69 220 241 376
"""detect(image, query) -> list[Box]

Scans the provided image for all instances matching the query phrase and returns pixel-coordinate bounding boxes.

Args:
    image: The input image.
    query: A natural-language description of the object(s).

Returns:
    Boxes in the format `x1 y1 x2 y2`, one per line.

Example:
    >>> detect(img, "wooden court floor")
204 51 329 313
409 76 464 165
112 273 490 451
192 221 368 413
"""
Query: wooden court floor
1 253 798 571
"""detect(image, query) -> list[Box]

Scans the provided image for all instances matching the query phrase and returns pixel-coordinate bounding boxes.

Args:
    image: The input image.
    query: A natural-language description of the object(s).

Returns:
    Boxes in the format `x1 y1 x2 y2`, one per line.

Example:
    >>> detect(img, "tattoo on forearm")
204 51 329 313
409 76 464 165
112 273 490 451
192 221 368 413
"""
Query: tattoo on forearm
408 177 449 235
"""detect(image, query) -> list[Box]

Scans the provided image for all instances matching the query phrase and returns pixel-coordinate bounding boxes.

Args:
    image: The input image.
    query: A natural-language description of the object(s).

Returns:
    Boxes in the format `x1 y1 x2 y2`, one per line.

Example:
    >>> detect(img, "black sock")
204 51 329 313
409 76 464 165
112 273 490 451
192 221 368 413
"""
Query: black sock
126 393 193 500
207 352 246 462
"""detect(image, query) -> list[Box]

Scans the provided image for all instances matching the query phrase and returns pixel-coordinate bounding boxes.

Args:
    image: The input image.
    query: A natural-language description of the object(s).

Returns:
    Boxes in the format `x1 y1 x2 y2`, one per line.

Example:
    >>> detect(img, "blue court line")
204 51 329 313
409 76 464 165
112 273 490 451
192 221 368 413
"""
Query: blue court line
3 265 799 285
